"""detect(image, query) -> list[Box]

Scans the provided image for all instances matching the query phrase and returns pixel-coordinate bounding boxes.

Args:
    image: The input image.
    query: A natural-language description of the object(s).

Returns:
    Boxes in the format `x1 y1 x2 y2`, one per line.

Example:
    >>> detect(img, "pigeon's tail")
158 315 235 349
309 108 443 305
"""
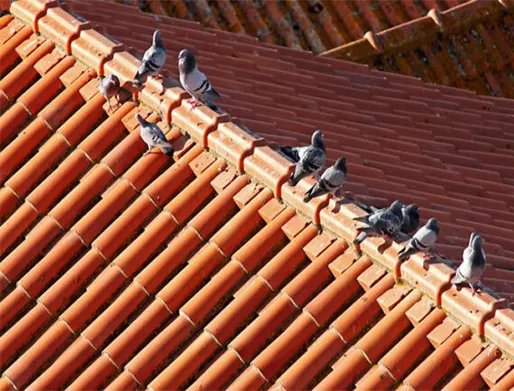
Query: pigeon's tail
451 269 465 285
303 183 325 203
353 231 368 246
353 215 370 223
207 88 221 101
159 143 174 156
398 244 415 262
279 146 299 162
288 173 301 187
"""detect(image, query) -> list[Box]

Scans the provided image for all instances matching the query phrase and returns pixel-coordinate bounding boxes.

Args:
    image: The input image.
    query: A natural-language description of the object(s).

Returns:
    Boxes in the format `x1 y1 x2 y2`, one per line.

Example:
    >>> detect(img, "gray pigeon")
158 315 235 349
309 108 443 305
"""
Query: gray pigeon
304 157 346 202
98 74 120 109
178 49 220 110
279 130 325 187
401 204 420 234
353 200 404 245
133 30 166 88
135 114 174 156
398 218 439 262
451 232 486 295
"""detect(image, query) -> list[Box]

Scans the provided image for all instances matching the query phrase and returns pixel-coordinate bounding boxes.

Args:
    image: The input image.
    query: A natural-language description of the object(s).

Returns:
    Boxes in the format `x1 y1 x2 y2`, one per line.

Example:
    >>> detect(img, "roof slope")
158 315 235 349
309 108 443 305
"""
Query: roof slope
324 0 514 98
1 1 514 391
130 0 472 55
62 0 514 297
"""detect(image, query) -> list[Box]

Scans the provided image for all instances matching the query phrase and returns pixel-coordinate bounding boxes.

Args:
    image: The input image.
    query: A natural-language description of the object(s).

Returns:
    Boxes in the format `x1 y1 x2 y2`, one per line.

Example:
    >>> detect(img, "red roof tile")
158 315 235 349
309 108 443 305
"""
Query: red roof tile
2 1 514 390
325 0 514 99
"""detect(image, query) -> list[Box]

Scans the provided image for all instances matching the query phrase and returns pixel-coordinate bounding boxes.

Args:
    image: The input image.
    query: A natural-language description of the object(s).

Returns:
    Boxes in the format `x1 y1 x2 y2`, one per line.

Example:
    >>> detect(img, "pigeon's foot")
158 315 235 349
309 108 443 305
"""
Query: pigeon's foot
188 98 201 110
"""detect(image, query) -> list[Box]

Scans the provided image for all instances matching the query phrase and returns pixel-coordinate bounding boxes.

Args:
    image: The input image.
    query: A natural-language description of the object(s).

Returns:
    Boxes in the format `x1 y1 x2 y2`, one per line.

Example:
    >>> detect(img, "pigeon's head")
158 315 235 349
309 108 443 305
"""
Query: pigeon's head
153 30 163 48
135 113 145 125
312 130 324 148
426 217 440 233
471 233 484 250
390 200 404 218
405 204 419 215
335 157 347 171
178 49 196 73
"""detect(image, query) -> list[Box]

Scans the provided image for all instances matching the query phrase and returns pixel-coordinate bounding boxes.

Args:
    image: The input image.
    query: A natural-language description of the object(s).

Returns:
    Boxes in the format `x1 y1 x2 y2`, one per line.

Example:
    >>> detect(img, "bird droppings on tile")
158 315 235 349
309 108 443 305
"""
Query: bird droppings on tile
1 1 514 390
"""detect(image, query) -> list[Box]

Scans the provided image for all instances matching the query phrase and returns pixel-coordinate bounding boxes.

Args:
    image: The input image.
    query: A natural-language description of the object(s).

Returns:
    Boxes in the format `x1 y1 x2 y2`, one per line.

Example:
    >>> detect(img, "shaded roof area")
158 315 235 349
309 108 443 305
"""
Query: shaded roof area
1 1 514 391
324 0 514 98
62 0 514 297
115 0 473 54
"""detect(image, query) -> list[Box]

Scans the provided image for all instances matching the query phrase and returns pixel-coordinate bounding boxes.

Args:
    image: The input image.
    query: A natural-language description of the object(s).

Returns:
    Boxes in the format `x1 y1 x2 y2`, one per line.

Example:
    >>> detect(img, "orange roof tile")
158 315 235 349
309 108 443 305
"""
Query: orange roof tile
1 1 514 390
324 0 514 98
119 0 474 55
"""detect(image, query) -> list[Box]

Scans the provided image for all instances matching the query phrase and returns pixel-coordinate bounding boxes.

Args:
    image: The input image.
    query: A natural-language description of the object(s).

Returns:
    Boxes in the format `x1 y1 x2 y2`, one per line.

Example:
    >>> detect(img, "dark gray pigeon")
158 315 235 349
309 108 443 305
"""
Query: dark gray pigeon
451 232 486 295
398 218 439 262
304 157 346 202
279 130 325 187
133 30 166 88
401 204 420 234
178 49 220 110
98 74 120 110
135 114 174 156
353 200 404 245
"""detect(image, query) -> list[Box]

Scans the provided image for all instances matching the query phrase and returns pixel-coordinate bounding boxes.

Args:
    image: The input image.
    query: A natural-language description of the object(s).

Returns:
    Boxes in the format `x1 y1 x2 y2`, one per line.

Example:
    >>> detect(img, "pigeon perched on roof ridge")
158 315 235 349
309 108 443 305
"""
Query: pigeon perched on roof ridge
353 200 404 245
178 49 221 111
398 217 439 262
133 30 166 89
136 114 174 156
279 130 326 187
98 74 120 110
304 157 346 202
401 204 420 235
451 232 486 295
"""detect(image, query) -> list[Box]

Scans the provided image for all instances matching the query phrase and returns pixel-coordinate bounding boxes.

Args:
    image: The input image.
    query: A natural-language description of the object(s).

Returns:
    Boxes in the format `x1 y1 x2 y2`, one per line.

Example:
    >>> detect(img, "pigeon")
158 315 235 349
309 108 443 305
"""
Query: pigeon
451 232 486 295
279 130 326 187
135 114 174 156
401 204 420 234
304 157 346 202
398 218 439 262
98 74 120 110
353 200 404 245
133 30 166 88
178 49 220 110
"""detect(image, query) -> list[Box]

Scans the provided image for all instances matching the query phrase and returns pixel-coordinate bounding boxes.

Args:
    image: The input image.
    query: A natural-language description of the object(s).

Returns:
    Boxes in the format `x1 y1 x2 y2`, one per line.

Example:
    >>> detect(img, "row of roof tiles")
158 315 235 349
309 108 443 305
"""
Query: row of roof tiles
1 0 514 389
135 0 471 54
325 0 514 99
61 1 514 277
132 0 514 99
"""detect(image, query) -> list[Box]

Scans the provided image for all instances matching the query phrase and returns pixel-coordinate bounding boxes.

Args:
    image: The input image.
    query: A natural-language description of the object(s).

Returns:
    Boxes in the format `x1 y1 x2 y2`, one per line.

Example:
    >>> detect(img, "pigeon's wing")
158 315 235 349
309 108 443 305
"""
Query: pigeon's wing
321 166 345 189
141 46 166 71
452 264 469 284
300 147 325 173
414 225 437 248
183 69 212 99
279 146 301 162
140 123 167 147
381 212 401 235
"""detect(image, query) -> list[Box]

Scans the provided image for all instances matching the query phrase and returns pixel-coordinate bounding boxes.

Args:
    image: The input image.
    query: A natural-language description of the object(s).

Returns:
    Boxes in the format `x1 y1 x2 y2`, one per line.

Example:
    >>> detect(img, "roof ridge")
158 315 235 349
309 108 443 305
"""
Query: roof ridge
4 0 514 382
322 0 513 62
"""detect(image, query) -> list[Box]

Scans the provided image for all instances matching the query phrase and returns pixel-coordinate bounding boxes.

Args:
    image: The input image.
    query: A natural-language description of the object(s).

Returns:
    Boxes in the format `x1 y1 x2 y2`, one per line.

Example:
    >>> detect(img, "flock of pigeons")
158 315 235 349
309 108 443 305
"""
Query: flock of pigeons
98 30 221 156
97 30 487 296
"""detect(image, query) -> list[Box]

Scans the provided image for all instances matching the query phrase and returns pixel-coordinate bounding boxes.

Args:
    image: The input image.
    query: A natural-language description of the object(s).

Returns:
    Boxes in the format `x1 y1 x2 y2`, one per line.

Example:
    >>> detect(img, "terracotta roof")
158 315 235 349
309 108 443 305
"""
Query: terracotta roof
324 0 514 98
1 0 514 390
123 0 475 56
60 0 514 295
110 0 514 100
